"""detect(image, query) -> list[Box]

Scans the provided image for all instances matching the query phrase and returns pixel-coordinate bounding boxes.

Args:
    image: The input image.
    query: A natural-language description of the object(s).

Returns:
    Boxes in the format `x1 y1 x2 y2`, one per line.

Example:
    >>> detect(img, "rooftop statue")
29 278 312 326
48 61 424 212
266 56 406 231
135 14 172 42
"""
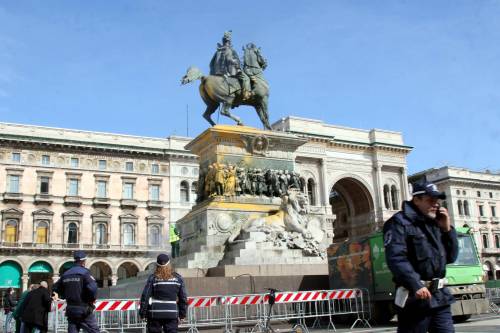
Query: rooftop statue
181 31 271 130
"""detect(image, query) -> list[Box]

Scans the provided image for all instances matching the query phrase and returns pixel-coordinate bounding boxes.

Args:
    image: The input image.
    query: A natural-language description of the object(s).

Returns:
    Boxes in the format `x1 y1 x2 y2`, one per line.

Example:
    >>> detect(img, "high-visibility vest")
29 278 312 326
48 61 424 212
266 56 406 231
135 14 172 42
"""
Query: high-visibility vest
169 224 180 243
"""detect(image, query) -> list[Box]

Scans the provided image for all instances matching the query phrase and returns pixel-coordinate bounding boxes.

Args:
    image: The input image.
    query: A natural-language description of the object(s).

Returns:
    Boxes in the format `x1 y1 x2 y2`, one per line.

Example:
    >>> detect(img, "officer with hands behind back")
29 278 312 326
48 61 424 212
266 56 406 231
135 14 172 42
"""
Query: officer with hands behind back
383 181 459 333
140 253 187 333
53 250 100 333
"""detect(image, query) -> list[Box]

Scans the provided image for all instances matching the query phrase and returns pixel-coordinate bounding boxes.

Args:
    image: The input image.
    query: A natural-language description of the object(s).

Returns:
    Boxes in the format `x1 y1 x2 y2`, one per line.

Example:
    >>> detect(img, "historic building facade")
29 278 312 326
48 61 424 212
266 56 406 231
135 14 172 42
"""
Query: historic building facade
410 166 500 280
0 116 412 290
272 116 412 239
0 122 198 290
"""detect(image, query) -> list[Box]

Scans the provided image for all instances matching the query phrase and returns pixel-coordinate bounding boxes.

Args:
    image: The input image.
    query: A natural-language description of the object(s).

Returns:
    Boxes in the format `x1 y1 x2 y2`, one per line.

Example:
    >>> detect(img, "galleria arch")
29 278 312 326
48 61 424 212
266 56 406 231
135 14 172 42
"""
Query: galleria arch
330 176 376 239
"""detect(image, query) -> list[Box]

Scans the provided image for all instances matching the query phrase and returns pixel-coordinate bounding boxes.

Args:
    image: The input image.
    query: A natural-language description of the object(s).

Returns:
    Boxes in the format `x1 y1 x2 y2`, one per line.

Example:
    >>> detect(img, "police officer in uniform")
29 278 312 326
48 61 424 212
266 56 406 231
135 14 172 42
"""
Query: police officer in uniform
140 254 187 333
53 251 99 333
383 181 459 333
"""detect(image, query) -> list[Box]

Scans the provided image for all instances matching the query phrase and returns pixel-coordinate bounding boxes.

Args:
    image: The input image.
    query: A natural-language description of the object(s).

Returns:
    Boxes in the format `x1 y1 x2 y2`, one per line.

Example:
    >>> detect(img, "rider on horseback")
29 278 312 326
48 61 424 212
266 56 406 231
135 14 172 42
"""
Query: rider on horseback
209 31 251 100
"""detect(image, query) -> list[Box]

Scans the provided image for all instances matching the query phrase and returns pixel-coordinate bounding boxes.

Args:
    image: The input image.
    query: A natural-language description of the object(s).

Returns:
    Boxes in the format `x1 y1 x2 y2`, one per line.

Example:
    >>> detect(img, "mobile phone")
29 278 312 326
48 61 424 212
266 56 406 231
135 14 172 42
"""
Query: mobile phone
435 204 442 218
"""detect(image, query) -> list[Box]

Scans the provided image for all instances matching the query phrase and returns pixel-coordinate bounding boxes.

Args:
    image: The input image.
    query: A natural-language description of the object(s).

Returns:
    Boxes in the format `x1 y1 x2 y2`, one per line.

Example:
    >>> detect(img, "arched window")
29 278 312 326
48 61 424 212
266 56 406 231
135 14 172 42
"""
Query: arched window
495 235 500 249
191 182 198 202
96 224 107 245
299 177 306 193
36 221 49 244
149 225 161 247
307 178 316 205
5 220 18 243
457 200 463 215
180 181 189 203
464 200 470 216
67 222 78 244
482 234 489 249
123 224 135 246
391 185 399 210
383 185 391 209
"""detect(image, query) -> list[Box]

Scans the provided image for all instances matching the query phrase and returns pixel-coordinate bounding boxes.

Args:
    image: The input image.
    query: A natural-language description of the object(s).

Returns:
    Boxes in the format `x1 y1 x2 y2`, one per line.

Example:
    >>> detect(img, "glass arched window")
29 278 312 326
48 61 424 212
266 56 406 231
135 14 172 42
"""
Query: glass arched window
495 235 500 249
123 224 135 246
96 224 107 245
457 200 464 215
67 222 78 244
5 220 18 243
191 182 198 202
464 200 470 216
180 181 189 203
149 225 161 247
482 234 489 249
36 221 49 244
383 185 391 209
391 185 399 210
307 178 316 206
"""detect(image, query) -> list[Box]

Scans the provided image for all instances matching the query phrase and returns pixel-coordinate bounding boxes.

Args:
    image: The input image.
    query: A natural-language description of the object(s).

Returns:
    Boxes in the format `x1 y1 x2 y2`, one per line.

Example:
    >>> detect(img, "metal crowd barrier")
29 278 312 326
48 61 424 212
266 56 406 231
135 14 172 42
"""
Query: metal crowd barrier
486 287 500 314
49 289 371 332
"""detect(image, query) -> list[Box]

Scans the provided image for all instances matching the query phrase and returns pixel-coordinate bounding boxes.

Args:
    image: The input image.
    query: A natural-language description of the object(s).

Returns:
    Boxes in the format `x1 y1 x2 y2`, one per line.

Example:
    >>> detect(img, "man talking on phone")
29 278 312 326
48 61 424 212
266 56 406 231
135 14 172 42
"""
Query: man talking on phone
383 181 458 333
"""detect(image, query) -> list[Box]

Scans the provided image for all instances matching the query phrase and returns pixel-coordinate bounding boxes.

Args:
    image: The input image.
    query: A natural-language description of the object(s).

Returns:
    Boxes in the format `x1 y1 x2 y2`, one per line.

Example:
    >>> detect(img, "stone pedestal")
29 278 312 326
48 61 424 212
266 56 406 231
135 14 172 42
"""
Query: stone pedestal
174 125 332 271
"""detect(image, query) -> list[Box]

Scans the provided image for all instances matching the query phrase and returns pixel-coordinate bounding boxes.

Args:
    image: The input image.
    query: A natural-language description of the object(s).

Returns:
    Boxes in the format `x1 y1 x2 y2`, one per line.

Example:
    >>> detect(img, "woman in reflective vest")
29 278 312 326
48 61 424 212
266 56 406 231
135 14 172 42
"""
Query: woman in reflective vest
139 254 188 333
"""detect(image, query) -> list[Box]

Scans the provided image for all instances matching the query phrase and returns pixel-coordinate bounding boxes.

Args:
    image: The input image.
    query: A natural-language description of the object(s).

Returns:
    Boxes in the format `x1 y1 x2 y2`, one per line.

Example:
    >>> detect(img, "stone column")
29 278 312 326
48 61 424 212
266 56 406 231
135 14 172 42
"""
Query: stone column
111 274 118 286
374 164 385 221
320 158 330 210
400 167 409 201
22 274 29 291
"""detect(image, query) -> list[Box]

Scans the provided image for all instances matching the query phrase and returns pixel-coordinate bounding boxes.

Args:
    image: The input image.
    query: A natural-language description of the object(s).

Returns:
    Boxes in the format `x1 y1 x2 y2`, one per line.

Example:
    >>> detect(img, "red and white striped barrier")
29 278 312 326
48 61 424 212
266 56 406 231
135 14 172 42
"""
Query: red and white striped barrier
187 296 218 307
220 294 264 305
53 300 138 312
218 289 358 305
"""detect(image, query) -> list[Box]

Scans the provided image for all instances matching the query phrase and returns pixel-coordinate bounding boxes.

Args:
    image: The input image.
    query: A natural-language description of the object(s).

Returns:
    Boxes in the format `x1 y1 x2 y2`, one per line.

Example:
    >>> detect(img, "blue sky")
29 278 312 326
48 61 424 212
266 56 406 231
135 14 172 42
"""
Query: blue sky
0 1 498 174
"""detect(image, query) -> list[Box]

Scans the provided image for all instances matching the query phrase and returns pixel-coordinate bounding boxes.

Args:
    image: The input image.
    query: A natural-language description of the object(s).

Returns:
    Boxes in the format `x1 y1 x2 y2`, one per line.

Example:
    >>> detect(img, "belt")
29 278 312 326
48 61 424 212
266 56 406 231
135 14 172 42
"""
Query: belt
421 278 447 291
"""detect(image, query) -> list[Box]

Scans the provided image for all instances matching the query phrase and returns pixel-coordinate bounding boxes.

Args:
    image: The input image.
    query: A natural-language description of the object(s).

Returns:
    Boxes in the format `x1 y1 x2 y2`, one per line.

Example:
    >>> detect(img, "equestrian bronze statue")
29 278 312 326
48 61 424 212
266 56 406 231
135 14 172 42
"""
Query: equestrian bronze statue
181 31 271 130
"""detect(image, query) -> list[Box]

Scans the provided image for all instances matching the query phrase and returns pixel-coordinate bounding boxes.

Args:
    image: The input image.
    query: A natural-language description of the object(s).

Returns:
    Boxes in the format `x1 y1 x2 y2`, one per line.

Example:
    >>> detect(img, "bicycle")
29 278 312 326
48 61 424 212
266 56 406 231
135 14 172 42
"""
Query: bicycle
251 289 308 333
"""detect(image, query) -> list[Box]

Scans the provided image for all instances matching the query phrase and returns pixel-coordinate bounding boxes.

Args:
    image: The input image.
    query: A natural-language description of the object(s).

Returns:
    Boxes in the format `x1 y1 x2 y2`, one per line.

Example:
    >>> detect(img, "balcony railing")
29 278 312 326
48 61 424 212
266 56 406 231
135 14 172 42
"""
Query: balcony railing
491 216 499 224
93 197 110 208
147 200 163 209
482 247 500 255
120 199 138 209
34 194 53 204
478 216 489 224
64 195 82 206
0 242 164 251
3 192 23 203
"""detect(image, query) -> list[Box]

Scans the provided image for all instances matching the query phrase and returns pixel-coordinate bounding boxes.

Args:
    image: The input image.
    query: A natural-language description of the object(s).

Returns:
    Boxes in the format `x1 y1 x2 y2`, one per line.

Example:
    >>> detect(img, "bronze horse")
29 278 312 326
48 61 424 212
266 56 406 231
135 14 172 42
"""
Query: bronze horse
181 48 271 130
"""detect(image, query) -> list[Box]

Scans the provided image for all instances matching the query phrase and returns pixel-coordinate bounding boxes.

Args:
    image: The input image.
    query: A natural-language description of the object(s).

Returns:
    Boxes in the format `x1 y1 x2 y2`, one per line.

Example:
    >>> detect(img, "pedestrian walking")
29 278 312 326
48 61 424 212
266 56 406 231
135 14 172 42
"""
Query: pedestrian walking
383 181 459 333
19 281 52 333
3 287 17 333
139 253 188 333
52 250 99 333
12 284 38 333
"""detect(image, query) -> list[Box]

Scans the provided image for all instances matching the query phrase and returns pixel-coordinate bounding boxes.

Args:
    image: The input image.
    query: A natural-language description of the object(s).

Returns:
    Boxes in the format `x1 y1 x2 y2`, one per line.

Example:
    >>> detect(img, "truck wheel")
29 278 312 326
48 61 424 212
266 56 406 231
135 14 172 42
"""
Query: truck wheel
453 315 471 323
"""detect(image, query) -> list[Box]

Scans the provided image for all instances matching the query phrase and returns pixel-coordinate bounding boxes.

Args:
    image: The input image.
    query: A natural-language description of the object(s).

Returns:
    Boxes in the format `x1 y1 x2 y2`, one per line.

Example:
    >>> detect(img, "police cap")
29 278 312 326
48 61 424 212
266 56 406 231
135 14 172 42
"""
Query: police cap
412 181 446 199
73 250 87 262
156 253 170 266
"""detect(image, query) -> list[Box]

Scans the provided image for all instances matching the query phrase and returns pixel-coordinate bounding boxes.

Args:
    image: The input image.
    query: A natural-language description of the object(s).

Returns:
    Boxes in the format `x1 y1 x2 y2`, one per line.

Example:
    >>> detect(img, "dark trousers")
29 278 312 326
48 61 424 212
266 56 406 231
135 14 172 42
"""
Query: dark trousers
147 318 178 333
171 241 180 258
397 304 454 333
67 313 100 333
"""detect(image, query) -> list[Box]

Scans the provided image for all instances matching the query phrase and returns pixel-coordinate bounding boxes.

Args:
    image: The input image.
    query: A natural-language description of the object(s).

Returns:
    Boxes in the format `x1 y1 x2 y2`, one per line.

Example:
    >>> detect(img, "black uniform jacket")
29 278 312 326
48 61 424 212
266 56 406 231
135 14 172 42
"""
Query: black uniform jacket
53 264 97 319
383 201 459 309
140 272 188 320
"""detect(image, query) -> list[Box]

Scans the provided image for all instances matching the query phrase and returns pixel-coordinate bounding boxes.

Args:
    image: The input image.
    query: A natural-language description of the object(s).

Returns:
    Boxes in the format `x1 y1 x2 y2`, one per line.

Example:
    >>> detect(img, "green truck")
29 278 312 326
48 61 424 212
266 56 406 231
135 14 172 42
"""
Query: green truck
327 227 489 323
